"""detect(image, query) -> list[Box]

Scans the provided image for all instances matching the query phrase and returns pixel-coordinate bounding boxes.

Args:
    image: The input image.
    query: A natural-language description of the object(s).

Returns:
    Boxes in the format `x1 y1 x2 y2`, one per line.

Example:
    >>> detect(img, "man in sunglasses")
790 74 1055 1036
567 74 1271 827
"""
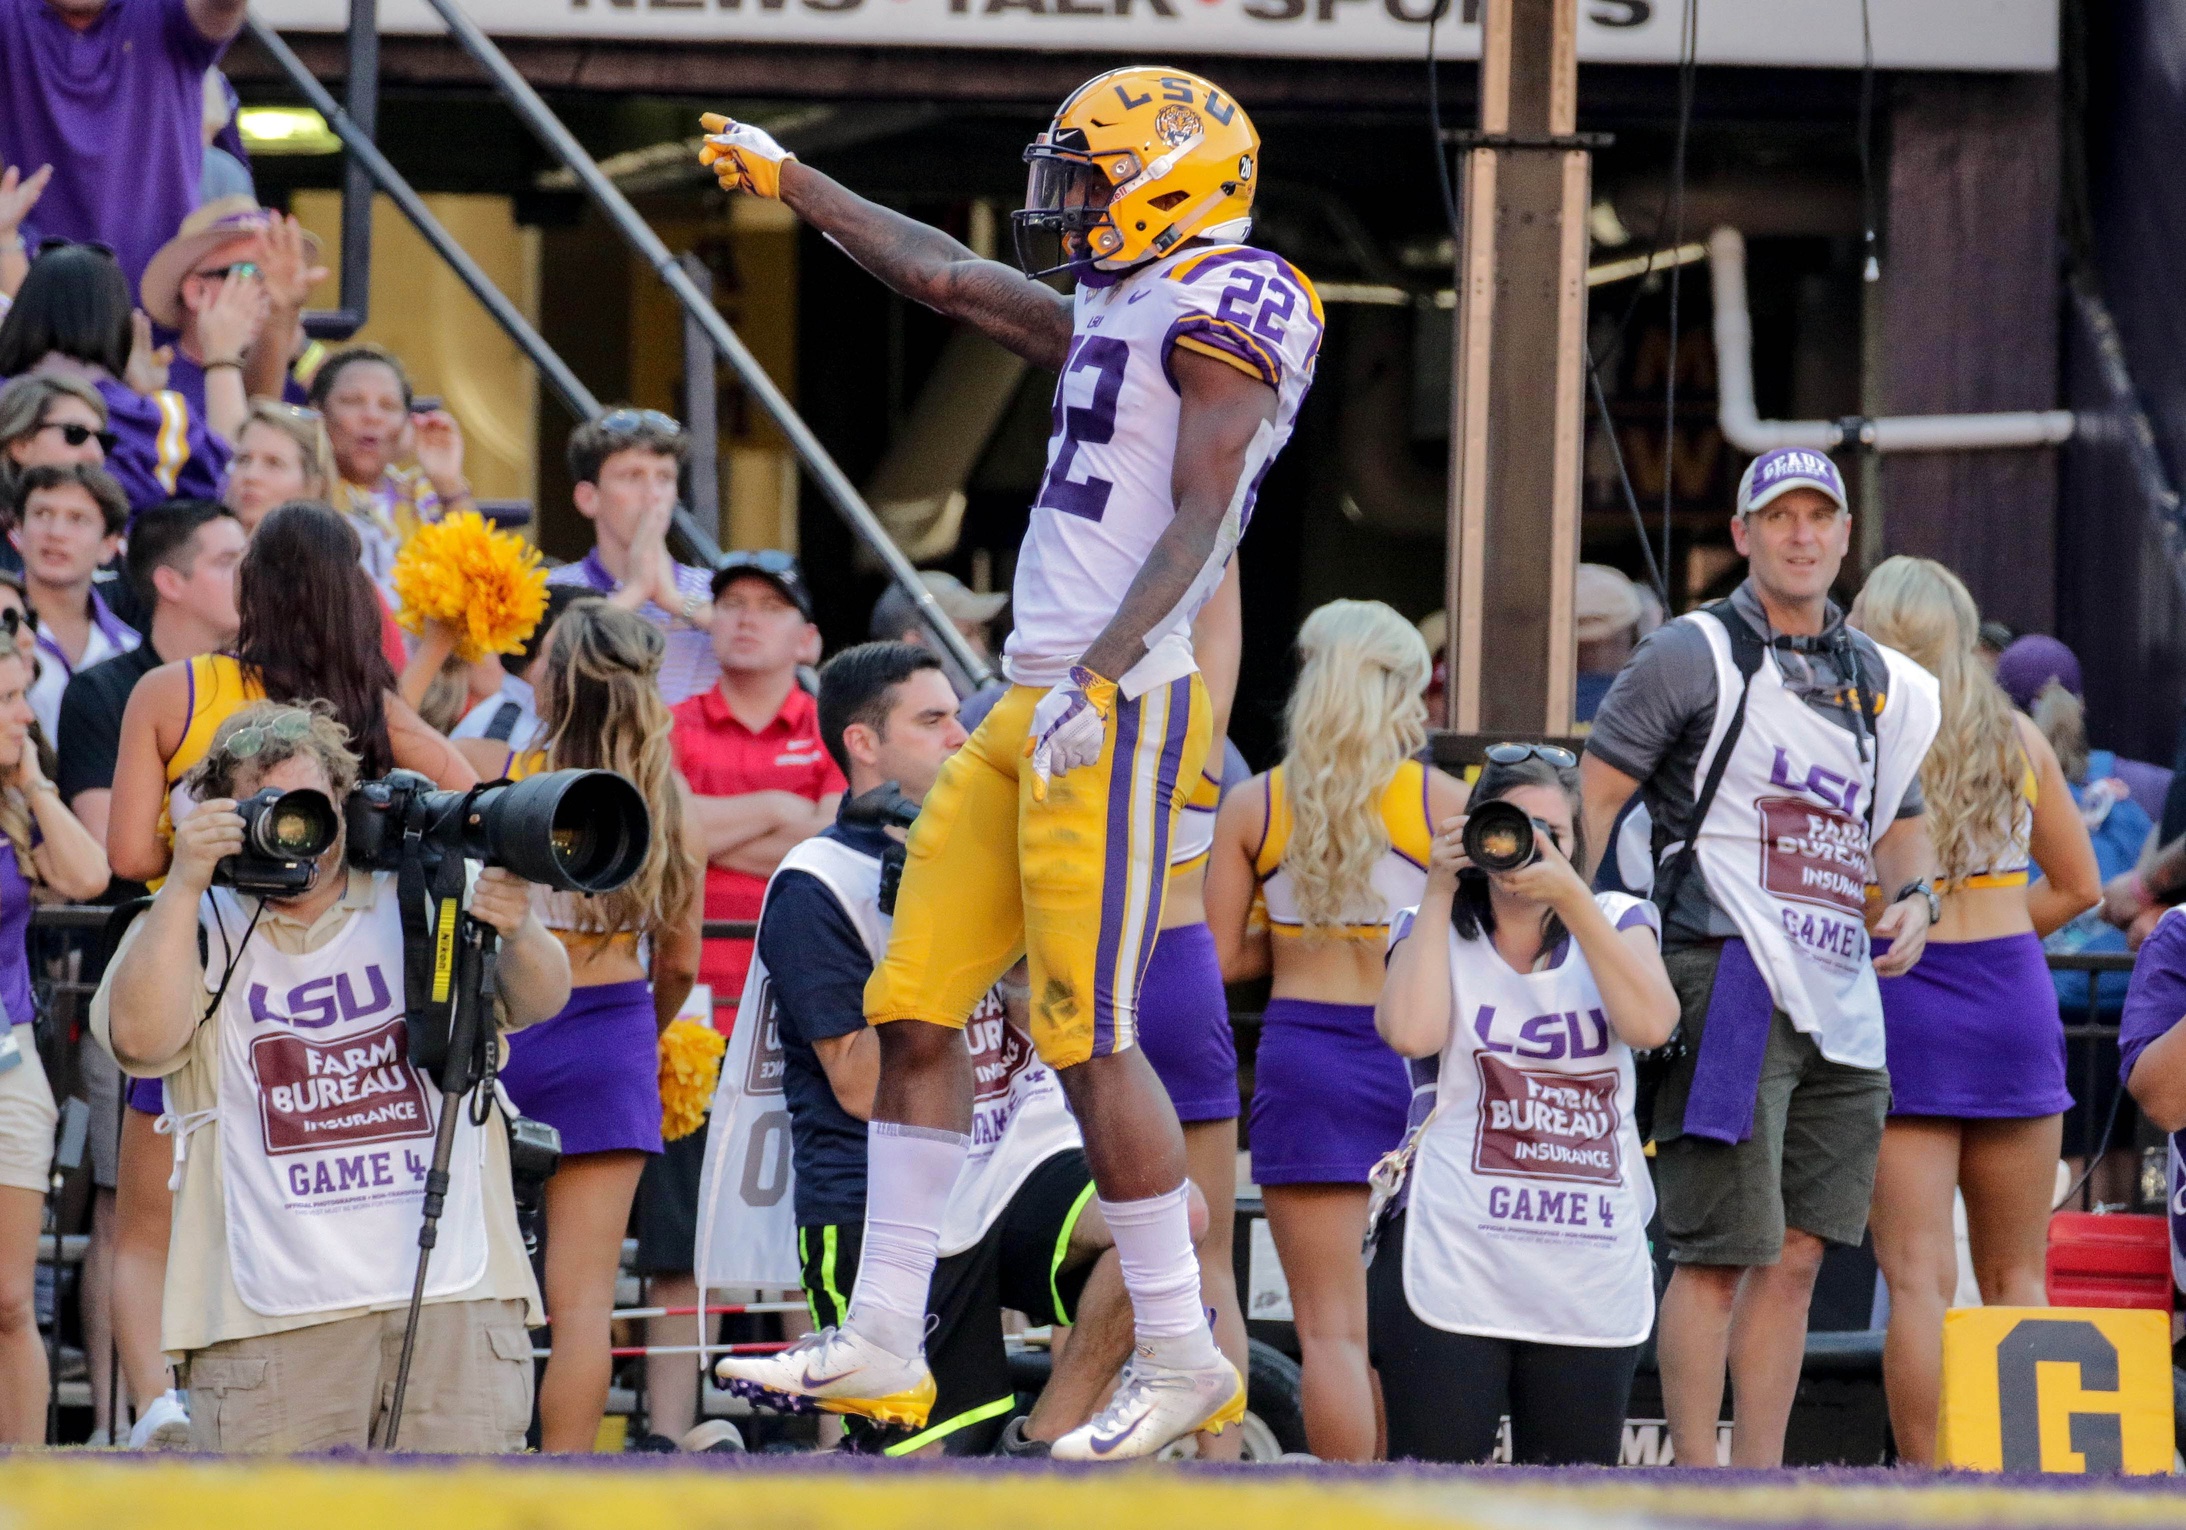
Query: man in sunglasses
1578 448 1941 1471
548 408 720 705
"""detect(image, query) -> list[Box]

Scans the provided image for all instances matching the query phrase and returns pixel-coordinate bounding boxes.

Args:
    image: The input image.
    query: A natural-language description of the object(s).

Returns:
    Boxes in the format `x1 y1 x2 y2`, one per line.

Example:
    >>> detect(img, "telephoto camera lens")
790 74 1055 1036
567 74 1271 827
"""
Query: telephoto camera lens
461 769 651 893
1462 797 1543 875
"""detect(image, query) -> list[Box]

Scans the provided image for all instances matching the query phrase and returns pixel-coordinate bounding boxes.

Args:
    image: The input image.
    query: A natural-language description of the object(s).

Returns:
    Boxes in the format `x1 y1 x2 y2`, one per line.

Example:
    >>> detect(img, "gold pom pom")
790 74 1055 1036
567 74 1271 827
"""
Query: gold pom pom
390 510 550 663
658 1016 727 1143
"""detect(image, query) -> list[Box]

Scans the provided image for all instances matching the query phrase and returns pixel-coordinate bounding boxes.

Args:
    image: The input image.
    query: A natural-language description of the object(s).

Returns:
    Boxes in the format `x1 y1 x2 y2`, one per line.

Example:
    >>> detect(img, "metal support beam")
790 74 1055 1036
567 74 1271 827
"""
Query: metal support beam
419 0 996 689
1443 0 1589 736
678 253 722 541
299 0 374 340
244 15 599 425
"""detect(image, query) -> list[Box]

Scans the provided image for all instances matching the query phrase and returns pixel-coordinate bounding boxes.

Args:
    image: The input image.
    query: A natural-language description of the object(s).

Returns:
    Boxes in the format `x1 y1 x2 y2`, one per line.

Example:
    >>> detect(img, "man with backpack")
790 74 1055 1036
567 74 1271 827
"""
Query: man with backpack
1579 448 1941 1469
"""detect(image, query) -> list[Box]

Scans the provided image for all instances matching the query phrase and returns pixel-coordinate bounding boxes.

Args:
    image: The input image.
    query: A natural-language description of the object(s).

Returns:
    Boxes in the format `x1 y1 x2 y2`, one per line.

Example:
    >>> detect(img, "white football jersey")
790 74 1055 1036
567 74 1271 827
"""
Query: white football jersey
1004 243 1322 698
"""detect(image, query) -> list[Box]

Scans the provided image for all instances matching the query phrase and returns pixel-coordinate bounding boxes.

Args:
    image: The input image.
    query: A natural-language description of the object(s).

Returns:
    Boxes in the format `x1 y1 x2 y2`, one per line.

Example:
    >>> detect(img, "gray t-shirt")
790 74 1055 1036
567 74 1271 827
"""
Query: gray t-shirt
1585 580 1925 942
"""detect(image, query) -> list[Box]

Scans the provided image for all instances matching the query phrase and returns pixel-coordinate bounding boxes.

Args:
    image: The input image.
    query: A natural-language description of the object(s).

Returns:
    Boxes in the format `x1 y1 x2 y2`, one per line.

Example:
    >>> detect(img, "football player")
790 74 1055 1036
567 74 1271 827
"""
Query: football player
701 67 1321 1461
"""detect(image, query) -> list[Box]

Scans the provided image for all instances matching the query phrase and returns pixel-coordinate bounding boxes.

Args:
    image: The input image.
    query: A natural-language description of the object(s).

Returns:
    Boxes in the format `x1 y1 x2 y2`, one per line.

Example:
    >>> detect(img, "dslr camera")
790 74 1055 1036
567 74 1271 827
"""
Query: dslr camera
1462 797 1549 875
214 768 651 897
838 781 921 914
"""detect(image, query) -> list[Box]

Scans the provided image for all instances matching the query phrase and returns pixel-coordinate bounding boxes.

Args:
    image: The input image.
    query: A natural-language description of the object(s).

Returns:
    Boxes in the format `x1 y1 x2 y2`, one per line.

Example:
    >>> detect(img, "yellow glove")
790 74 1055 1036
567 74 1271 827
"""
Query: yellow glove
698 112 795 200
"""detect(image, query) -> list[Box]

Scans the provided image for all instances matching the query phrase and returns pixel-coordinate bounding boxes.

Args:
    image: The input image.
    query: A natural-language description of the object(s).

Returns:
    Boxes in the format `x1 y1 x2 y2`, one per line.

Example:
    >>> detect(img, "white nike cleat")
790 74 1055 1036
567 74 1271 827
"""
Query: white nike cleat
1049 1350 1245 1462
713 1326 936 1430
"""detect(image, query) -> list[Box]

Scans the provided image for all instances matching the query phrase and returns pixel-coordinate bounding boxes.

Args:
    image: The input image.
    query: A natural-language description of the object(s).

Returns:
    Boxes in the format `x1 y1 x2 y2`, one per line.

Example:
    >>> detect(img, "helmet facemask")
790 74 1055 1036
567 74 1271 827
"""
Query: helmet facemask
1012 130 1129 281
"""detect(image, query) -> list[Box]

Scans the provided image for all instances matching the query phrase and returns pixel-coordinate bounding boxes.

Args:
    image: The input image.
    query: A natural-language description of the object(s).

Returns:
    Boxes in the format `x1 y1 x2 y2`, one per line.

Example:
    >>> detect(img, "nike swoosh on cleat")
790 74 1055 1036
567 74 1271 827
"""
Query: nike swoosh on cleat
799 1364 860 1388
1088 1419 1141 1456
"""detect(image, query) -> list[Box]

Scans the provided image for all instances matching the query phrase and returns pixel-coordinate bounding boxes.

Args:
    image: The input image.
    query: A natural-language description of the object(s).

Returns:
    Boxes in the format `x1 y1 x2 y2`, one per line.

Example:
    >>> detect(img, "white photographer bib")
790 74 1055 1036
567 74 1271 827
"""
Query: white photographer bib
697 836 1082 1294
1403 893 1658 1346
205 882 488 1317
1680 613 1939 1068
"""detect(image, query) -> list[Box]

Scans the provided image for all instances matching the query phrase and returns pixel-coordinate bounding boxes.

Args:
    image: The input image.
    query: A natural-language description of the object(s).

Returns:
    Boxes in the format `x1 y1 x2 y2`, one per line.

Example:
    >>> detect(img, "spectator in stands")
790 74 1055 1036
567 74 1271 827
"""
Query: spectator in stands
221 398 332 537
1372 751 1675 1464
242 212 325 410
868 570 1006 695
58 496 238 1447
498 601 702 1453
0 0 247 287
0 624 110 1443
306 345 471 592
548 409 719 706
0 160 50 305
1575 563 1644 724
198 68 249 205
2027 672 2155 1209
10 460 135 740
0 573 35 672
2121 911 2186 1134
0 372 105 549
140 199 303 444
447 583 586 773
94 703 561 1452
1998 635 2172 823
653 549 839 1440
1579 449 1941 1471
1205 599 1468 1462
0 241 227 508
672 552 839 1005
1851 557 2101 1468
105 500 475 886
1976 620 2015 670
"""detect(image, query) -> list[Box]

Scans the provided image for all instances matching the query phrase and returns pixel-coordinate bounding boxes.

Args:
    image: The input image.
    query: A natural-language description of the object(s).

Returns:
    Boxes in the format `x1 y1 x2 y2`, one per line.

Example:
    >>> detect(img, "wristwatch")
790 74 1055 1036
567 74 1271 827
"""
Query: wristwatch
1893 878 1942 926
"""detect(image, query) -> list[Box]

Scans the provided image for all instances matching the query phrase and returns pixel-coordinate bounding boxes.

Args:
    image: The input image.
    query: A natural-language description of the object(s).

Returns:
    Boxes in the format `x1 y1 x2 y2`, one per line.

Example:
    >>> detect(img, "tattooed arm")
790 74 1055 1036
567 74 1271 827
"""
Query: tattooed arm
778 163 1073 369
1077 349 1275 683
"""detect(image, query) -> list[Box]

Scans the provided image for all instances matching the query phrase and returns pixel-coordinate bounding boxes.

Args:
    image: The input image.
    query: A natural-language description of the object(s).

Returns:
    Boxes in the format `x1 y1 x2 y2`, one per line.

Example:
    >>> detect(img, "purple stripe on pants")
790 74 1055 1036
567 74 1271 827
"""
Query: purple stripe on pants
1091 690 1145 1060
1118 678 1192 1052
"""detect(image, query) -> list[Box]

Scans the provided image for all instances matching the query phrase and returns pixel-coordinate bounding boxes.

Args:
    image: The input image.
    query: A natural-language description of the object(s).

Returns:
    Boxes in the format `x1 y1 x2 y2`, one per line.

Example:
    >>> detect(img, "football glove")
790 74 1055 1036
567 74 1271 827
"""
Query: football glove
1024 666 1116 802
699 114 795 200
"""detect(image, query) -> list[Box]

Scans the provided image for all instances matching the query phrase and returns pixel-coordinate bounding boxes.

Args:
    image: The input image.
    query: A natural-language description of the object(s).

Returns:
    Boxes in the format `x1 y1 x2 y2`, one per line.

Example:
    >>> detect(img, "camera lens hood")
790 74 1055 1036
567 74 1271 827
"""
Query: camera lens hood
1462 797 1541 875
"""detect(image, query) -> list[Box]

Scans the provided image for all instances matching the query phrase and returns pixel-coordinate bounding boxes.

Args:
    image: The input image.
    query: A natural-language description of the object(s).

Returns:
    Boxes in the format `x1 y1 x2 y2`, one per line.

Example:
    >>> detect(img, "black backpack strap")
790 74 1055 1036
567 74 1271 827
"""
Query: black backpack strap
482 700 523 744
1652 601 1766 922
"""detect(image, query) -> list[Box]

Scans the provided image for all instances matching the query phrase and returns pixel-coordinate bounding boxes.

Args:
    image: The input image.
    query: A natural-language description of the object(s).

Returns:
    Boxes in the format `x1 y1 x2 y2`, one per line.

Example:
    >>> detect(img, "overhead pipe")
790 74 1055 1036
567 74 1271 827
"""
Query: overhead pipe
1708 226 2077 455
418 0 997 690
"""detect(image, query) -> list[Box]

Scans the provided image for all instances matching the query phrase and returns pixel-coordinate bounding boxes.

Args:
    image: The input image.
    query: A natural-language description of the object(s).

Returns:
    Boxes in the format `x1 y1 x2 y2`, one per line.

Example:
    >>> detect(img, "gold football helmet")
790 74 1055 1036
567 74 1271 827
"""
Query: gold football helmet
1013 66 1260 281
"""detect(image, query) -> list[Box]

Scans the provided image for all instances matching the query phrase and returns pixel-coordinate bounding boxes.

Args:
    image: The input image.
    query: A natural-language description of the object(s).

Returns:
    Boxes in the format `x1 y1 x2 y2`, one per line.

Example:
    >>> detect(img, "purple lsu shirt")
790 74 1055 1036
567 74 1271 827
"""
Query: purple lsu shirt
0 0 229 287
2119 907 2186 1093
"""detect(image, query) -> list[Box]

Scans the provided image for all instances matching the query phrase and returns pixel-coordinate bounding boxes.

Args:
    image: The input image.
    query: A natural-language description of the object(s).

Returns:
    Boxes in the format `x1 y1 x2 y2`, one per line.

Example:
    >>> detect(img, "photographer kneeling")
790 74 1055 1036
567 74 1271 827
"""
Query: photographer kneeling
91 703 571 1453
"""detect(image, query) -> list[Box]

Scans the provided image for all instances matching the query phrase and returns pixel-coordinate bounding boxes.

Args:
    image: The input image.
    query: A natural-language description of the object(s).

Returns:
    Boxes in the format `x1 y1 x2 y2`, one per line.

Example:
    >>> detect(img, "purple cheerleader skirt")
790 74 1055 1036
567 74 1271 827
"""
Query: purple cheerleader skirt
1249 997 1410 1185
1879 931 2072 1119
1136 923 1240 1123
499 979 665 1156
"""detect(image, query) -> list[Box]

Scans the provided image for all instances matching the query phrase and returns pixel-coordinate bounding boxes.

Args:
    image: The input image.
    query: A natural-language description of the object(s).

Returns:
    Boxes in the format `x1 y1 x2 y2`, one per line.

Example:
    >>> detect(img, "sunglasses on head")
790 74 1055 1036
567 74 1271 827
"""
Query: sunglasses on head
1484 742 1578 769
222 709 313 760
718 549 799 578
35 237 116 260
596 407 683 438
0 608 37 638
40 420 117 452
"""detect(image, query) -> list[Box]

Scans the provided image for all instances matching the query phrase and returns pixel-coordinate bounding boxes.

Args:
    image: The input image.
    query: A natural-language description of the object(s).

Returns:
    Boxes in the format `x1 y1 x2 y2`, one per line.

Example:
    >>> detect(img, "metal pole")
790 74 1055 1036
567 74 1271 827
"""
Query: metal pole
679 253 722 540
309 0 375 340
417 0 995 689
244 16 600 424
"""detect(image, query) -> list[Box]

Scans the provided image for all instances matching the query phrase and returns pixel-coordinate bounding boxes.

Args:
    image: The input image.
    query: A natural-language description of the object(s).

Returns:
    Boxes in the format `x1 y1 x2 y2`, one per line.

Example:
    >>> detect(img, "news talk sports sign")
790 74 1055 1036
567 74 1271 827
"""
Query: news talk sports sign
254 0 2057 70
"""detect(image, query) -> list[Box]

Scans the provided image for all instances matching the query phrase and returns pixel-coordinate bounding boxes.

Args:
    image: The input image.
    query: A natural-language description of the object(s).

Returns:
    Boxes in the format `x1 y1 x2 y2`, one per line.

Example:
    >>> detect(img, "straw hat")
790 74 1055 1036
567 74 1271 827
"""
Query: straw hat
139 197 319 330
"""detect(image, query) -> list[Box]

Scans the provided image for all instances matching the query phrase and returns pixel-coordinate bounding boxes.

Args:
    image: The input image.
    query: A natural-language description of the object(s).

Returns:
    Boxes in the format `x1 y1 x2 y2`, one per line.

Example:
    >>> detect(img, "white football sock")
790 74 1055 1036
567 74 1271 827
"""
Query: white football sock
1100 1183 1218 1370
846 1120 968 1359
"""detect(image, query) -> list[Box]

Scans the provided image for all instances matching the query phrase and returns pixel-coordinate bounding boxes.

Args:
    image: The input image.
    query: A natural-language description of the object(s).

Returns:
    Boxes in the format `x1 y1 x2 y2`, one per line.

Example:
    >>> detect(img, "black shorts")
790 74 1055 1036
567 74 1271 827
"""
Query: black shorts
798 1148 1096 1455
633 1129 703 1274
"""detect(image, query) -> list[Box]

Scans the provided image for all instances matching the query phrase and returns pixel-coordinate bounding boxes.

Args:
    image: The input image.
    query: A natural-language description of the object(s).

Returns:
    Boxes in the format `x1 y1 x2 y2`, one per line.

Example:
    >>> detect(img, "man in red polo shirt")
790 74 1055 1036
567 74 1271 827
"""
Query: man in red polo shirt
671 549 843 1017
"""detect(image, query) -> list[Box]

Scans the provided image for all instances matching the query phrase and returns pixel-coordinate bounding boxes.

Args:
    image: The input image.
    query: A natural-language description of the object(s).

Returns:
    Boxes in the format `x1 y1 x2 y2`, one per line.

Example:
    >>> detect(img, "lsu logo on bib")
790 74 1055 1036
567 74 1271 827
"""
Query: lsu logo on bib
1936 1307 2174 1473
